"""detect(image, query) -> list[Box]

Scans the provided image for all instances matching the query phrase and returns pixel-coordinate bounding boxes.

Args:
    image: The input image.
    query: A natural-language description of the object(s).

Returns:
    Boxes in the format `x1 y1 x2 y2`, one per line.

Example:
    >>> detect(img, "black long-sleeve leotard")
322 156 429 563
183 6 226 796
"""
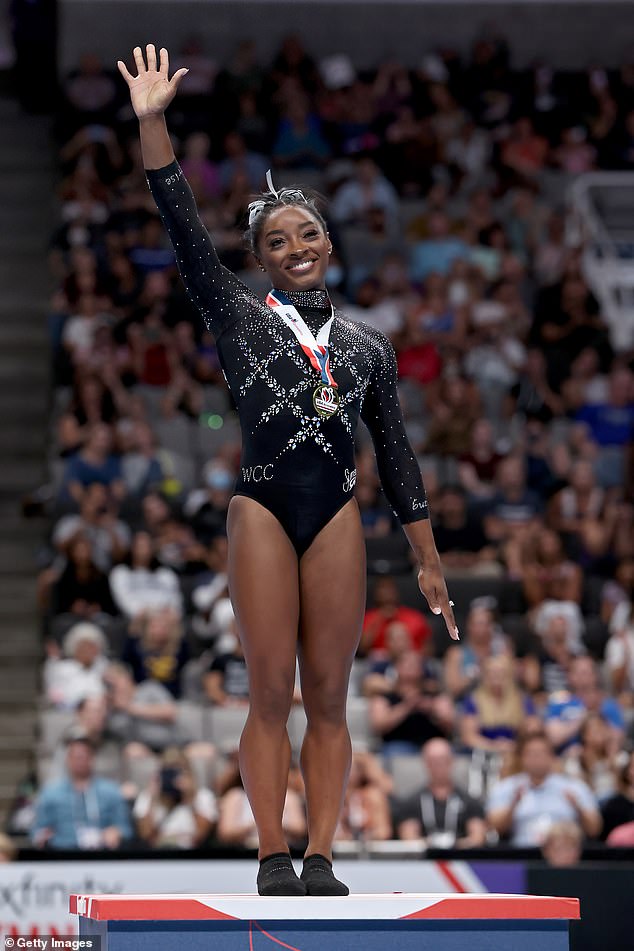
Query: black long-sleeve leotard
146 161 429 555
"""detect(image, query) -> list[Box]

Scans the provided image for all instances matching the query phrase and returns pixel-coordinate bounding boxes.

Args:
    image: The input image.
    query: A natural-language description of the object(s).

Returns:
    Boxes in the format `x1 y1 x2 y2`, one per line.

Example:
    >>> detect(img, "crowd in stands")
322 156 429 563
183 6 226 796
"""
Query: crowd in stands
16 26 634 856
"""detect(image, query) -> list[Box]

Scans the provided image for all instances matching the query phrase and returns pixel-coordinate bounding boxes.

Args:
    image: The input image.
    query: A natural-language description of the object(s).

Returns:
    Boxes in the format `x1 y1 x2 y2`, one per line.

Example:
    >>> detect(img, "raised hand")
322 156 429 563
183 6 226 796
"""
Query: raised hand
117 44 188 119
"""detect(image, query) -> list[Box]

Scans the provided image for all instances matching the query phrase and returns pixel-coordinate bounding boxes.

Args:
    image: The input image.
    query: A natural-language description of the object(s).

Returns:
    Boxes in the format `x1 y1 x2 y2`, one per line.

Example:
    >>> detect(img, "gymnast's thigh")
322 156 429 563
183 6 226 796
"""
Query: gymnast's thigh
297 498 367 695
226 495 300 692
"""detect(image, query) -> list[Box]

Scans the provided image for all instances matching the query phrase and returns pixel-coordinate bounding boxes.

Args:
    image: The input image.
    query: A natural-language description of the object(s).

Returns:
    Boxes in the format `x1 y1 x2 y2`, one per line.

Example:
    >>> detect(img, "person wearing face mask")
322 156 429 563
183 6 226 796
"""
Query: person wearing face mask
184 461 235 544
118 44 456 897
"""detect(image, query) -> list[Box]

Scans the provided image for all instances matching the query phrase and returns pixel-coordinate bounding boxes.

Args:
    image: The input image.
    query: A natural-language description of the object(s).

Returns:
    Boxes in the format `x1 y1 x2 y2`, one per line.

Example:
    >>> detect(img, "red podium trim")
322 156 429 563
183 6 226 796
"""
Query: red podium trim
69 893 580 922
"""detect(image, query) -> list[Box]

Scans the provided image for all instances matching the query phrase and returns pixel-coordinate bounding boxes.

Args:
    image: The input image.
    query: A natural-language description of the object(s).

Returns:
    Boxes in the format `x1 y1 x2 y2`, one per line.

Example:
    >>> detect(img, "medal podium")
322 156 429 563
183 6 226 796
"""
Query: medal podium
70 892 580 950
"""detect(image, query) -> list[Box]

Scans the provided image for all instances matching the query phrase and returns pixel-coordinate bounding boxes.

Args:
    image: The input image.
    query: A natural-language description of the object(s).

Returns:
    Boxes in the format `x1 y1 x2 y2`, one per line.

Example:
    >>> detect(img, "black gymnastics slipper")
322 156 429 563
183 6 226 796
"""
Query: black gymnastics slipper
257 852 307 896
300 853 350 896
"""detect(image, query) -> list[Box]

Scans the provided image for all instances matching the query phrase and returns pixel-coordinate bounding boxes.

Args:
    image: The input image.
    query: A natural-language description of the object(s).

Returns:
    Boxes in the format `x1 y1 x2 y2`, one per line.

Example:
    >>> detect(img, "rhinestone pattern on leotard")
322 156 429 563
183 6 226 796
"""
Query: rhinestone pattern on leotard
146 161 428 523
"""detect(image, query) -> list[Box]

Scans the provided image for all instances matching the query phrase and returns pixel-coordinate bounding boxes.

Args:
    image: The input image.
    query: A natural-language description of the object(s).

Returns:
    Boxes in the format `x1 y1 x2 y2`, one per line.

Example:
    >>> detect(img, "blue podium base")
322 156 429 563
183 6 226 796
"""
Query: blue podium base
81 917 569 951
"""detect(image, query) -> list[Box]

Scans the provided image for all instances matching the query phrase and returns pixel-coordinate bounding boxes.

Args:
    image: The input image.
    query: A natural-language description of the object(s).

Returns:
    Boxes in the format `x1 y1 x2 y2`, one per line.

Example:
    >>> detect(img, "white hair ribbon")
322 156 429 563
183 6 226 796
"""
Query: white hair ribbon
265 168 279 198
246 170 312 228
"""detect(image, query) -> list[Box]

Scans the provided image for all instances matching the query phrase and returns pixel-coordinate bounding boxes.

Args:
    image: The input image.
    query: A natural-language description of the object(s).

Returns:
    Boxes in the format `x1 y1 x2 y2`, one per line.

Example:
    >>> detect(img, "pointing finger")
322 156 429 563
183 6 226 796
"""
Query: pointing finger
159 47 169 75
441 595 459 640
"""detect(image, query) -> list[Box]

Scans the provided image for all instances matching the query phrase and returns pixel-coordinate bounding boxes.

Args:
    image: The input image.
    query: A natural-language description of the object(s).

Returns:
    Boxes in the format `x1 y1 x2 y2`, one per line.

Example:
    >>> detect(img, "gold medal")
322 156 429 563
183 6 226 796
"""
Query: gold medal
313 384 340 418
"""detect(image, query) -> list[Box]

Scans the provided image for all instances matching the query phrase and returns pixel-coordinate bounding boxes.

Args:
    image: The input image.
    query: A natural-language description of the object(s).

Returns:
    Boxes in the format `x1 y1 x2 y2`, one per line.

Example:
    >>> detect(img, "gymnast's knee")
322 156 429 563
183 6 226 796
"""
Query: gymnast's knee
248 672 295 725
302 682 348 729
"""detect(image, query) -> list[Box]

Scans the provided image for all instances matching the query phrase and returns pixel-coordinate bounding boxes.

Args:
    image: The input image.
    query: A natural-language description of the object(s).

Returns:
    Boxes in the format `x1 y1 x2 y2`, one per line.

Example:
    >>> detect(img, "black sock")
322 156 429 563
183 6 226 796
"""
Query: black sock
301 854 349 896
257 852 307 896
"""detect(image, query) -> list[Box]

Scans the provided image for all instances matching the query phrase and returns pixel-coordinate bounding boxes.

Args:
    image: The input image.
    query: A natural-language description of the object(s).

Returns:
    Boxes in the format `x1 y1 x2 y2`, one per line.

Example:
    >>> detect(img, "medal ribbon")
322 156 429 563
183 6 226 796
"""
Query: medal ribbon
266 289 337 388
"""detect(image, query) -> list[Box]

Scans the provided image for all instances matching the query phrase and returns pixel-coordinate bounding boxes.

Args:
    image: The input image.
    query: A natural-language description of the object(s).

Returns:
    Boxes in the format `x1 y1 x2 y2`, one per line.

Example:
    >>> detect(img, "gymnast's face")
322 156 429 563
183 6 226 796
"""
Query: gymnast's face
258 206 332 291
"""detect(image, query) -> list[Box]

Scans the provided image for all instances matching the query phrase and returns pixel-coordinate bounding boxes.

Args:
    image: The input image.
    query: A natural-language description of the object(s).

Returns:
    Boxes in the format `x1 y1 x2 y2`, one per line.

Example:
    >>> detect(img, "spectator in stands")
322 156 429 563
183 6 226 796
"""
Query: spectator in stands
44 621 109 709
58 373 129 456
460 654 539 753
104 662 182 758
61 294 112 372
46 532 118 625
463 314 526 419
204 635 249 706
359 576 431 655
216 755 306 850
138 495 208 575
133 751 217 848
443 600 509 699
508 348 565 426
409 210 467 283
218 131 267 192
541 820 584 867
180 132 221 203
458 419 506 500
394 738 486 848
600 751 634 841
551 126 597 174
109 531 182 620
354 479 393 538
369 650 455 756
62 53 118 126
119 422 167 499
363 621 430 697
123 608 189 698
52 482 130 572
32 735 132 849
563 713 620 803
483 455 542 549
520 528 583 608
575 366 634 488
548 459 607 546
45 697 121 783
60 423 126 505
273 95 331 170
445 118 491 185
500 117 549 181
527 600 585 695
604 587 634 698
425 376 481 456
183 460 234 545
486 732 601 846
431 485 496 574
335 752 393 842
331 156 400 233
544 655 625 754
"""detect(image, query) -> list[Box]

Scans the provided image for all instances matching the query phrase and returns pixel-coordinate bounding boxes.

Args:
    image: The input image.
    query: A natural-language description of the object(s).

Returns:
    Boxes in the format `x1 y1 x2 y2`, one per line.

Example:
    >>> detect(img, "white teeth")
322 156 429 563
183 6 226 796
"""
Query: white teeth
290 260 314 271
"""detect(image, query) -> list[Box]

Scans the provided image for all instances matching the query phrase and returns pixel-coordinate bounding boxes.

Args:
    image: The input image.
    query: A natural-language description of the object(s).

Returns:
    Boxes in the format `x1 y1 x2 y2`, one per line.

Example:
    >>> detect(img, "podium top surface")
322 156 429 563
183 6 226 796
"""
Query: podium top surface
69 893 580 922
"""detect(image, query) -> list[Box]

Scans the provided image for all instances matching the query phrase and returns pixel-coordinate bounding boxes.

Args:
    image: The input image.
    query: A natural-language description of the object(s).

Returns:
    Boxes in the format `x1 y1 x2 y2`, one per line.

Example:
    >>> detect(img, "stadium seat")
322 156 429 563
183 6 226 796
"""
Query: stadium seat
175 701 206 743
208 705 249 753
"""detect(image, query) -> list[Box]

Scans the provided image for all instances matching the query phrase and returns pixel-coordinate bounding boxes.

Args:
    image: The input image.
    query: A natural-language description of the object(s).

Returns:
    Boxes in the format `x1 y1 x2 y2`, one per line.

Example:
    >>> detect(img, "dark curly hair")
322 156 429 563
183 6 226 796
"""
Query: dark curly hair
244 177 328 255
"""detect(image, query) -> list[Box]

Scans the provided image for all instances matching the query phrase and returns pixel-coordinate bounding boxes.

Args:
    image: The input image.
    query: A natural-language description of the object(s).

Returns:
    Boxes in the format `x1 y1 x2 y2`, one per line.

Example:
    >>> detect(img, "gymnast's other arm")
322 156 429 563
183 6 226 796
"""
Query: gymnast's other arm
360 328 459 641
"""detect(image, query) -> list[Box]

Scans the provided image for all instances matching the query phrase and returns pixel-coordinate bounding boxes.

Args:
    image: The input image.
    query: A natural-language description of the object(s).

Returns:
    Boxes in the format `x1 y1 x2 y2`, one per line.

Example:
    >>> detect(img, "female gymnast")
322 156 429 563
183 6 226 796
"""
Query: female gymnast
118 45 458 896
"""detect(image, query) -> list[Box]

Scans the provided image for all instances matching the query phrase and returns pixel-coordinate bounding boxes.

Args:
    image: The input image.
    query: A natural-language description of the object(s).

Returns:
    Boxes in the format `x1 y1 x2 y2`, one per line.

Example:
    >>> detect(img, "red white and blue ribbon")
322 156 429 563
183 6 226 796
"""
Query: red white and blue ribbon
266 289 337 388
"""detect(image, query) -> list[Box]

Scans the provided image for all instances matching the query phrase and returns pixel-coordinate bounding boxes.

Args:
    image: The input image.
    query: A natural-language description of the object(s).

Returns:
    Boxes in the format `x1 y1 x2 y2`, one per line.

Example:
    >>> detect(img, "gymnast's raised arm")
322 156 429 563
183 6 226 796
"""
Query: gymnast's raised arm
117 44 253 337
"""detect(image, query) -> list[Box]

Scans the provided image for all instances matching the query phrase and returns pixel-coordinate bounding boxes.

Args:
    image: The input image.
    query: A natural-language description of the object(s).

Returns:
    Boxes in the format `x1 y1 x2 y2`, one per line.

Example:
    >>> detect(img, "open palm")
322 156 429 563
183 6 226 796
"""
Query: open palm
117 45 187 118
